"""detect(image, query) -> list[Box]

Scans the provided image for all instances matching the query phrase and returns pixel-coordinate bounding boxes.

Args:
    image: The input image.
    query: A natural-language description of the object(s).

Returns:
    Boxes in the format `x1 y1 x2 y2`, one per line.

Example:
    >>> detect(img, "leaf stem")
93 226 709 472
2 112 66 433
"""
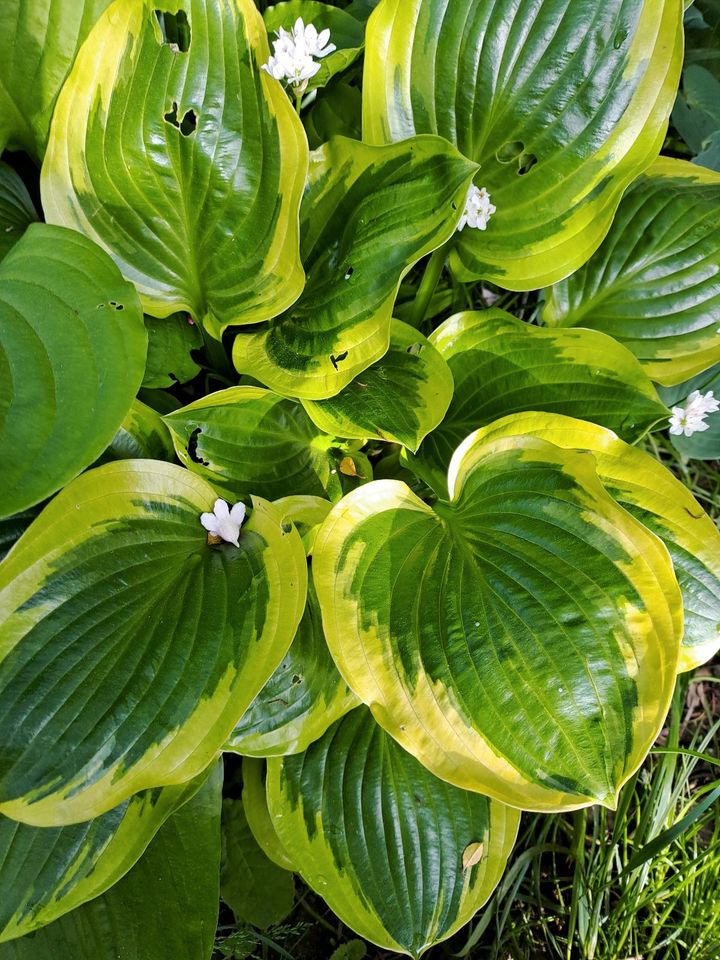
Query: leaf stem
200 323 233 380
409 246 447 328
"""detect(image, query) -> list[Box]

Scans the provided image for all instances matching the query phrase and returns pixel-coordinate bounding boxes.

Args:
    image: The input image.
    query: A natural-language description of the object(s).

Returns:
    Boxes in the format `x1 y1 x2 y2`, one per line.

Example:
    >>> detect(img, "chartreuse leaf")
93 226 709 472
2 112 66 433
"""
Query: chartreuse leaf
221 796 295 929
474 412 720 672
313 430 681 812
0 769 210 942
263 1 365 91
142 312 202 389
42 0 308 339
0 224 146 519
227 497 358 756
232 135 477 399
363 0 683 290
241 757 294 871
302 320 454 451
164 386 370 502
266 708 520 958
0 461 306 826
0 762 222 960
0 0 112 159
0 164 37 262
543 158 720 386
98 400 175 463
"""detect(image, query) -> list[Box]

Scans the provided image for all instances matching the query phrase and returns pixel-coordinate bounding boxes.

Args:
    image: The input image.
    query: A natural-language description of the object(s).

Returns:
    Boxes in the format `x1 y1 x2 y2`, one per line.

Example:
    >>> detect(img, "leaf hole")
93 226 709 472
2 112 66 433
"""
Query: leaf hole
108 300 124 311
330 351 348 370
187 427 209 466
164 102 180 128
154 9 191 52
180 109 197 136
406 342 423 356
281 521 293 534
344 266 354 280
291 674 303 685
496 140 525 164
517 153 538 176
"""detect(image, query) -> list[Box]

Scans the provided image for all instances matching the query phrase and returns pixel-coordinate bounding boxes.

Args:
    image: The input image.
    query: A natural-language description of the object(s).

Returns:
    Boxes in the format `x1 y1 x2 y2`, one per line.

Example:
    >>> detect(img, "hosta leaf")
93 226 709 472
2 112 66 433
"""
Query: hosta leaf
408 309 669 495
266 708 520 957
313 430 681 811
221 796 295 929
42 0 308 339
476 412 720 671
164 386 370 502
142 312 203 389
0 0 112 159
0 763 222 960
0 770 209 942
98 399 175 463
227 497 358 756
0 224 146 519
302 320 454 451
363 0 683 290
241 757 295 871
232 135 477 399
0 165 37 262
305 82 362 149
0 461 306 825
263 1 365 92
0 509 40 564
543 159 720 386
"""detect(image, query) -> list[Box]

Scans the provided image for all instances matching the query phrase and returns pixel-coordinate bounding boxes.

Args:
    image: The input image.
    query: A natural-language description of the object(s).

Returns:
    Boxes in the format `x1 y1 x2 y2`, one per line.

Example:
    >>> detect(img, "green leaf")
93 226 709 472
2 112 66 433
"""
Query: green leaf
227 496 358 756
263 1 365 92
0 762 222 960
407 309 669 495
232 135 477 399
241 758 295 871
41 0 308 339
543 158 720 386
266 708 520 957
304 82 362 149
0 770 210 942
0 223 146 519
363 0 683 290
142 312 203 389
0 164 37 262
0 460 307 825
0 508 40 564
0 0 112 159
97 400 175 463
164 386 371 502
221 797 295 929
472 412 720 674
329 941 367 960
313 429 681 812
302 320 454 452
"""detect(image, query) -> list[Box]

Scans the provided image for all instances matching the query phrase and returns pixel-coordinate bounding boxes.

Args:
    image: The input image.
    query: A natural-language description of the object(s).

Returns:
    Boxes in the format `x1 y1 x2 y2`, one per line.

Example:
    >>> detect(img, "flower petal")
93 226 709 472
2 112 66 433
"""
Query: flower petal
214 498 230 519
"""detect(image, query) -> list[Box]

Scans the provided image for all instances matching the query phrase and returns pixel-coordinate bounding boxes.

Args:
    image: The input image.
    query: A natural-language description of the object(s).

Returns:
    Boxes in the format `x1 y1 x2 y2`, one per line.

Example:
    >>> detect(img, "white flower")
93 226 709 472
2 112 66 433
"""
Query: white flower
261 17 336 90
457 184 496 232
668 389 720 437
200 498 246 547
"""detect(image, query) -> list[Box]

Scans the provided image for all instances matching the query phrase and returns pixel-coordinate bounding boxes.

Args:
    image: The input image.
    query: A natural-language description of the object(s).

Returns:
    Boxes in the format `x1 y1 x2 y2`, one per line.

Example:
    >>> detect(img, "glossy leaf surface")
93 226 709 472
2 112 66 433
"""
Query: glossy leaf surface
42 0 308 338
233 135 477 398
142 312 202 389
0 461 306 825
314 429 681 811
544 159 720 385
0 763 222 960
0 224 146 518
241 757 294 871
267 708 519 957
303 320 454 451
363 0 683 289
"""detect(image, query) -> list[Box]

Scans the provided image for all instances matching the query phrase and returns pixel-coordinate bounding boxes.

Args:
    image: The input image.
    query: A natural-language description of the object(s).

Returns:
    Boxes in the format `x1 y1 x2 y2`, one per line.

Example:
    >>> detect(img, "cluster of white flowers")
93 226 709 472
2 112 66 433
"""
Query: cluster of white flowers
668 389 720 437
457 184 496 232
262 18 336 91
200 498 246 547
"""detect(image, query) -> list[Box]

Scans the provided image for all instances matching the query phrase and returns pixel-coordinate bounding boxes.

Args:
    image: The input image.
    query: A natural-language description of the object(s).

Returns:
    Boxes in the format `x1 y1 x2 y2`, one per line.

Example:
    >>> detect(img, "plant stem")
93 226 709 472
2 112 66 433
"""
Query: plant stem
200 324 233 380
408 246 447 328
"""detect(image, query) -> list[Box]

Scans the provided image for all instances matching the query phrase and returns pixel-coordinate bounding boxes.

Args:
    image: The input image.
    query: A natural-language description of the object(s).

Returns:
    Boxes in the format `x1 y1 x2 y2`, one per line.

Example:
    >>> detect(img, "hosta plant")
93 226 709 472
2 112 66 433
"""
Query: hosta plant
0 0 718 957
